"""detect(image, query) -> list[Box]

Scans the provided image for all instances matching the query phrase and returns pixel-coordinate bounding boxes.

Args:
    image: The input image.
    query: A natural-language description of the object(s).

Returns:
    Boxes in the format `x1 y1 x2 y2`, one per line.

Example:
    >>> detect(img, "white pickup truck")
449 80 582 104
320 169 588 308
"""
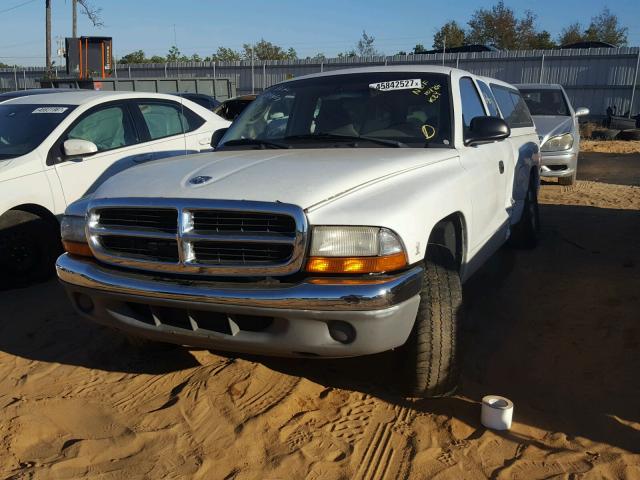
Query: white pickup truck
56 66 540 397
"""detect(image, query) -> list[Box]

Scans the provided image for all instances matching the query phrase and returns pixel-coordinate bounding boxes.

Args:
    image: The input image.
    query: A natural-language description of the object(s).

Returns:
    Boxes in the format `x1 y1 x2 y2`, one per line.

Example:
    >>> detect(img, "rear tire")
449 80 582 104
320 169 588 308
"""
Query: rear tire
0 210 61 288
400 245 462 398
509 176 540 249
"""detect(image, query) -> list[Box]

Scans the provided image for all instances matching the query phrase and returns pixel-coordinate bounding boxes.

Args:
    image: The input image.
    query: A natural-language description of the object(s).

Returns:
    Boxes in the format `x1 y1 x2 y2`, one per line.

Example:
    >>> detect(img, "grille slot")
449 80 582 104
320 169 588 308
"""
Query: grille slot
100 236 179 262
192 211 296 235
192 241 293 265
98 208 178 233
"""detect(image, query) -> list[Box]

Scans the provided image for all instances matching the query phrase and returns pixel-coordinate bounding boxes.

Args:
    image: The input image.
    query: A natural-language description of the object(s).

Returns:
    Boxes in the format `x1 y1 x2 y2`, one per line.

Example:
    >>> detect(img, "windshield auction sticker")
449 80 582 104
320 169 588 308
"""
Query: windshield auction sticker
32 107 68 114
369 79 422 91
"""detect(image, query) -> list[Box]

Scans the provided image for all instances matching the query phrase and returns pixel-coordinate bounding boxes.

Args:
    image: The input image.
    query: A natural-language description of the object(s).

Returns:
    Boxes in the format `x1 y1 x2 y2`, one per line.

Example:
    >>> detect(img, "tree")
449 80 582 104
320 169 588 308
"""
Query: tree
337 50 356 58
119 50 146 64
208 47 242 62
356 30 382 56
585 7 627 46
557 8 628 47
467 1 518 49
433 21 466 50
166 45 187 62
412 44 427 54
148 55 166 63
242 39 297 60
558 22 584 46
190 53 202 62
516 11 556 49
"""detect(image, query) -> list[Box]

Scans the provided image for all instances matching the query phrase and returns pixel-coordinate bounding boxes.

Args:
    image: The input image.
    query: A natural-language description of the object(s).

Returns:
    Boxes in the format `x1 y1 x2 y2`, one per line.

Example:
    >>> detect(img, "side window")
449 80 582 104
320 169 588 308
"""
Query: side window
137 102 204 140
508 91 534 128
66 105 137 152
459 77 487 131
477 81 500 117
490 85 534 128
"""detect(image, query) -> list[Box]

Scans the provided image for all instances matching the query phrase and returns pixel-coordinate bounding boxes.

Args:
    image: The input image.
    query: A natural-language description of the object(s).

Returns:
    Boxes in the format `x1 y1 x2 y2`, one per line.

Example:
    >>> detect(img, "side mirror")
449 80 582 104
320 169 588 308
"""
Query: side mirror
575 107 589 117
465 116 510 146
63 139 98 157
211 128 229 148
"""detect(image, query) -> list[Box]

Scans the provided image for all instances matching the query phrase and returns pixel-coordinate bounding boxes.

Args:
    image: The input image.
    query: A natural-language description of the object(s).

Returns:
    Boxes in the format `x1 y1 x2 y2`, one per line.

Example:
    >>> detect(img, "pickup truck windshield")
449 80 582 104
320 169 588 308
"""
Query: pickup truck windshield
220 73 452 149
520 89 570 116
0 104 75 160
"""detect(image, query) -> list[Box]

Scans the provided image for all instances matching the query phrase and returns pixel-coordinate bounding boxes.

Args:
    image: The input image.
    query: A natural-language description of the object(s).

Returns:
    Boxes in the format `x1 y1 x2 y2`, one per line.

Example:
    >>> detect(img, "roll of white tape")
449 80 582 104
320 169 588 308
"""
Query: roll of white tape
481 395 514 430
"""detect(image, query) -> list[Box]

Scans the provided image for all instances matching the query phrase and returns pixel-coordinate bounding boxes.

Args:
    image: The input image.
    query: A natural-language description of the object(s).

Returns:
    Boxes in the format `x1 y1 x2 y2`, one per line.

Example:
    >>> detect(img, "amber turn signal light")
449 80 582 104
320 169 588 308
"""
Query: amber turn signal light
63 241 94 258
306 252 407 274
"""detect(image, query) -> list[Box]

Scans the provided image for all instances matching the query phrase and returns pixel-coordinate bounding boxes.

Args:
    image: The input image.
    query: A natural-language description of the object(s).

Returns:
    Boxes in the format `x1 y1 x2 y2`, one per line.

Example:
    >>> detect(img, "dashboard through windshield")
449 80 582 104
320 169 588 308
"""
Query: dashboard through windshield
219 72 452 150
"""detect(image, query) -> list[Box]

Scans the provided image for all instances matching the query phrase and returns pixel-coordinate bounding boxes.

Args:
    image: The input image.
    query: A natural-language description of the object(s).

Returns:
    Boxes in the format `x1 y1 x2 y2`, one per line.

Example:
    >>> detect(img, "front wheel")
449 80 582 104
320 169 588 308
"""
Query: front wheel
399 245 462 398
509 176 540 249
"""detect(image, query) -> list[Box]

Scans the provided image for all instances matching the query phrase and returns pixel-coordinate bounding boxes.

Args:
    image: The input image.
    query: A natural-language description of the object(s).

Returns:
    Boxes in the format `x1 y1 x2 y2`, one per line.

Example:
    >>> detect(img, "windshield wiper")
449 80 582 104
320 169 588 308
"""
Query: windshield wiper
284 133 408 148
220 138 290 149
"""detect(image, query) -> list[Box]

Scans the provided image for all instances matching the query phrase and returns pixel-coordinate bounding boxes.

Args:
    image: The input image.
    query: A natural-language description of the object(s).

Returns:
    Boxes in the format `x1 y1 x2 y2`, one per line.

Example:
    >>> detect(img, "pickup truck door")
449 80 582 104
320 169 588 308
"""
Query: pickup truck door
51 102 154 203
457 77 510 255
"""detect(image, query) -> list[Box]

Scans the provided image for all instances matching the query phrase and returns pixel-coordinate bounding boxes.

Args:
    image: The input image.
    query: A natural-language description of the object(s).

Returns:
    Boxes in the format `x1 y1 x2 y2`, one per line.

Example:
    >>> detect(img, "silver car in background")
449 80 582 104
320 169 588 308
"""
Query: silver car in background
516 84 589 185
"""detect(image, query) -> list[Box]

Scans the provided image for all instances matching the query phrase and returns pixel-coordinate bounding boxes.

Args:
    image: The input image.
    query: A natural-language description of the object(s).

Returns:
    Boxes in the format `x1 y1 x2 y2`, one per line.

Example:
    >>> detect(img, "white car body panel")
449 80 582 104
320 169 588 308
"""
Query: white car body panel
0 90 230 220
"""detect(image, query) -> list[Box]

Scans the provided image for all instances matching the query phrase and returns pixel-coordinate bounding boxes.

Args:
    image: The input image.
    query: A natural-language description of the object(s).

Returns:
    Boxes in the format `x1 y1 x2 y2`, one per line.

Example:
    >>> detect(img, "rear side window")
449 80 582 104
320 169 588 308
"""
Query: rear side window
67 105 138 152
136 101 205 140
477 81 500 117
491 85 534 128
459 77 487 129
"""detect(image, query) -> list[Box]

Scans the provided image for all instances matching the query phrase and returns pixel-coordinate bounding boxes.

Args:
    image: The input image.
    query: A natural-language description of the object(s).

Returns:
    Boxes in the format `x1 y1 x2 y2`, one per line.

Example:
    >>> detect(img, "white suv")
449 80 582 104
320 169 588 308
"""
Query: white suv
57 67 539 397
0 90 229 286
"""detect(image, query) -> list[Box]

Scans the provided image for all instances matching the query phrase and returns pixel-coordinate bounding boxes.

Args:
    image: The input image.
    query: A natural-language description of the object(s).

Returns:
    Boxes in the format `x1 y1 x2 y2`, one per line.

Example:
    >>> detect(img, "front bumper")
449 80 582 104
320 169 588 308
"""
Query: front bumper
57 254 423 358
540 150 578 177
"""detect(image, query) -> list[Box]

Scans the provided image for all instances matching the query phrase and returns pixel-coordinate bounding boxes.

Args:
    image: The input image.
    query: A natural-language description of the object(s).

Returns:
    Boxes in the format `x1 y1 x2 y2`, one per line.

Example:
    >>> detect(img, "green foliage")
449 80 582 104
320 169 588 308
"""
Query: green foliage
433 21 466 50
412 44 426 54
242 39 297 60
356 31 382 56
559 8 628 46
207 47 243 62
119 50 146 64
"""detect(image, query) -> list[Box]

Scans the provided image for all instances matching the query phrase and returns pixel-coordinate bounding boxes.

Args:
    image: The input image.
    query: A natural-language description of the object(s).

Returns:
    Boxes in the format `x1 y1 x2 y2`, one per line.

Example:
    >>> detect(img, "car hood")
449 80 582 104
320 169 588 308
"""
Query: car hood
93 148 457 210
532 115 574 144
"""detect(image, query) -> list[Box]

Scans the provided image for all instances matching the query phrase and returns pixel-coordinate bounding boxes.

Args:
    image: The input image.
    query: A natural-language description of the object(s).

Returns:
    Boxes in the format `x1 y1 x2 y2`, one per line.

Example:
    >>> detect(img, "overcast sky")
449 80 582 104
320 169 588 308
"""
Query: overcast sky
1 0 639 66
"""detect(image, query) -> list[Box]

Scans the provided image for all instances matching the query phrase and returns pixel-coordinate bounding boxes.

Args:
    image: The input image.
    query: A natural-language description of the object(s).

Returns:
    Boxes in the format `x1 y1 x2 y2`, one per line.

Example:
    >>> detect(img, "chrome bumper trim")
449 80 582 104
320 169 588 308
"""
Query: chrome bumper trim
56 254 423 311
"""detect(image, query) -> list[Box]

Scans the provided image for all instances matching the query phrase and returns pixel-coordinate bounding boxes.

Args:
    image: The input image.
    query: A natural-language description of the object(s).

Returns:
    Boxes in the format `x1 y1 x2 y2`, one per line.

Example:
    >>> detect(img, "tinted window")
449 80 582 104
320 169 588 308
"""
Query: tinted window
137 102 204 140
67 105 137 151
520 88 569 116
491 85 534 128
459 77 487 141
222 73 452 149
477 81 500 117
0 104 75 160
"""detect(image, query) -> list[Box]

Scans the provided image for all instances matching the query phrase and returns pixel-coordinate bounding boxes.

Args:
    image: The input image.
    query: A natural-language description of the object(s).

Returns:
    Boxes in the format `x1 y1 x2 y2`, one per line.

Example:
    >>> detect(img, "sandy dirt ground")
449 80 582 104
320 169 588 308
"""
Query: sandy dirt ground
1 155 639 479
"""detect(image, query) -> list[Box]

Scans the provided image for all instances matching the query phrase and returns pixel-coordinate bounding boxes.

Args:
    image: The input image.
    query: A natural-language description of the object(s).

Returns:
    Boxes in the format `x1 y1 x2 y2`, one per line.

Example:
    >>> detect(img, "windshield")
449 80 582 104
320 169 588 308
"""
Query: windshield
0 104 75 160
520 89 570 116
219 72 452 149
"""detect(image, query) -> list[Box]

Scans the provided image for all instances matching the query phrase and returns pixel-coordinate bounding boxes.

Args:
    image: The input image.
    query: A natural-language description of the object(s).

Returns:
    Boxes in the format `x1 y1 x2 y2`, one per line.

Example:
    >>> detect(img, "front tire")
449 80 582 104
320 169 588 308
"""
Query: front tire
400 245 462 398
0 210 61 288
510 176 540 249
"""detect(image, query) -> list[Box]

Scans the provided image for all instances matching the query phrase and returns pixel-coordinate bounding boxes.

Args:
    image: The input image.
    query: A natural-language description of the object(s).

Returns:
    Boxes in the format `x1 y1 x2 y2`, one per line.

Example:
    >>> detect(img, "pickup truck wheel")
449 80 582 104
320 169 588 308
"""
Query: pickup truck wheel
510 177 540 249
0 211 60 287
400 245 462 398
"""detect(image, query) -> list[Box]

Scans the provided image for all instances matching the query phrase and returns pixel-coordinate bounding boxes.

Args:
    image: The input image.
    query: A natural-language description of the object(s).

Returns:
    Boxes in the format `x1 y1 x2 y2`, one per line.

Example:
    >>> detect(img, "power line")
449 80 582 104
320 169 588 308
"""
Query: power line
0 0 37 15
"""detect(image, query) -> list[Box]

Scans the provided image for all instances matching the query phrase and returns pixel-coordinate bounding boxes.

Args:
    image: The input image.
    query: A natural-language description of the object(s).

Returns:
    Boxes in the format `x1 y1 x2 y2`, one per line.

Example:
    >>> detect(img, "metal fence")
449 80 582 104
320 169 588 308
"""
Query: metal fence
2 47 639 117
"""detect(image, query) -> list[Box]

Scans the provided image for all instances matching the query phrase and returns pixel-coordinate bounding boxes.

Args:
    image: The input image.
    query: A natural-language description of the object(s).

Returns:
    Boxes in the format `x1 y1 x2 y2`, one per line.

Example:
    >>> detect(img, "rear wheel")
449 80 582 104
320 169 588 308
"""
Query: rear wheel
0 210 61 288
400 245 462 398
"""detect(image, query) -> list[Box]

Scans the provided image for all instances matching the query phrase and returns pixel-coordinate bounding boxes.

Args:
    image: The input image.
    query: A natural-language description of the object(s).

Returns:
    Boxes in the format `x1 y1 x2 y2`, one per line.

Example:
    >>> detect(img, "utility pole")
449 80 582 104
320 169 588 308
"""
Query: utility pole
72 0 77 37
45 0 52 72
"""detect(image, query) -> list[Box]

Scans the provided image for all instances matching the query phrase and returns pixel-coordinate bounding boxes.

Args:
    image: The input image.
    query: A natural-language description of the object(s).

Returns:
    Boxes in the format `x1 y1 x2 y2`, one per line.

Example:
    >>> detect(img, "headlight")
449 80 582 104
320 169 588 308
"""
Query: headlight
60 215 93 257
541 133 573 152
306 226 407 274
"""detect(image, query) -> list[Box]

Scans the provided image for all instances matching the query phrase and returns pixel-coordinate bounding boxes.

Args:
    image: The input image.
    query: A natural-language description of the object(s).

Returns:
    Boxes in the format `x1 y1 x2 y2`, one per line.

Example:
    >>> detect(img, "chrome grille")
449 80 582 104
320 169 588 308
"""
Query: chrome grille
87 198 308 276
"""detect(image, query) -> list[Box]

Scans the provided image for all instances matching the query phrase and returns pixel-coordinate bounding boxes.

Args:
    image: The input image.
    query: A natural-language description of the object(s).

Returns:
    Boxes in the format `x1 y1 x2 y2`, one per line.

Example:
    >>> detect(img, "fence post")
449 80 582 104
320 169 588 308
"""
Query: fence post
128 65 131 78
213 61 216 79
629 51 640 118
456 54 460 69
539 54 545 83
320 62 323 73
263 62 266 91
23 70 26 90
164 63 168 78
14 66 18 90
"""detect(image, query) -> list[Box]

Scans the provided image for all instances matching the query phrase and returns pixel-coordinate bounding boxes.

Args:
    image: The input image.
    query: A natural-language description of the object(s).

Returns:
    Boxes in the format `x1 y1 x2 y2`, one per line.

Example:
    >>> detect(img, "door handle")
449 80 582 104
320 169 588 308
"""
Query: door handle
498 160 504 174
